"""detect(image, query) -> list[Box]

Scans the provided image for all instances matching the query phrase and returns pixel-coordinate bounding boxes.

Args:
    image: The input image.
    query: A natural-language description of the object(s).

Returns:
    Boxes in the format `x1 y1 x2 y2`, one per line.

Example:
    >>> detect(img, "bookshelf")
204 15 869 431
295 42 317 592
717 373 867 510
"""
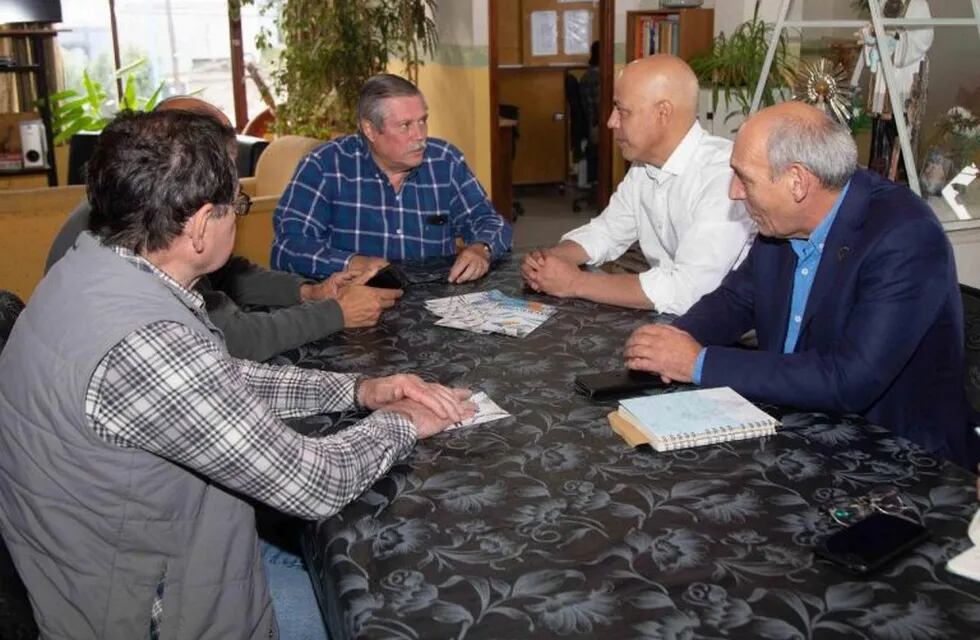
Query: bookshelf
0 28 58 187
625 8 713 63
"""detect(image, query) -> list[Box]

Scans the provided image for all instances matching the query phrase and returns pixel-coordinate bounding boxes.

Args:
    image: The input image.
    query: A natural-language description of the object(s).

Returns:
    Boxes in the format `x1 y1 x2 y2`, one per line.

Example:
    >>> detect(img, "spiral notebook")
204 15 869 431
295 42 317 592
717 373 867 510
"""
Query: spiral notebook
608 387 779 451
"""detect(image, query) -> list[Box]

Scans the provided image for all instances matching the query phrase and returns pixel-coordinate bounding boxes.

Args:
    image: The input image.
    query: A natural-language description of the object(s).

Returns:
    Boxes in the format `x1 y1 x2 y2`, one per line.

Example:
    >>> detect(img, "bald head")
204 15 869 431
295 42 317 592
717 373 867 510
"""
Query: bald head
738 101 856 189
622 54 699 122
155 96 232 128
609 55 700 166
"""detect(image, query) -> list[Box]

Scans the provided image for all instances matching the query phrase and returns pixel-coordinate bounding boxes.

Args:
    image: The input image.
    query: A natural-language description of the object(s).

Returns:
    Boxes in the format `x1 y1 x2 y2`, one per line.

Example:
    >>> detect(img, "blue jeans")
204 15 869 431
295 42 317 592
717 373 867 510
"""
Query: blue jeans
260 540 329 640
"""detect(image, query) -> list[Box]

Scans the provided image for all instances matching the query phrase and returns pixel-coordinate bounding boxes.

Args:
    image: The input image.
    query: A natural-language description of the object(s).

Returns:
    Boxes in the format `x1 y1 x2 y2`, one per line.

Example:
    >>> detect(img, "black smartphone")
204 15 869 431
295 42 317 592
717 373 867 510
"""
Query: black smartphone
365 264 408 289
574 369 667 400
814 512 930 575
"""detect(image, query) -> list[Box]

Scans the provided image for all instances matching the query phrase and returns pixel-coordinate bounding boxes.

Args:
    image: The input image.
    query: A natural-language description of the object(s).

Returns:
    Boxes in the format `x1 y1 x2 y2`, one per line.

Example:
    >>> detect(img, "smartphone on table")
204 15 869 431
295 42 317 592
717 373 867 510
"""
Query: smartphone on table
814 512 930 575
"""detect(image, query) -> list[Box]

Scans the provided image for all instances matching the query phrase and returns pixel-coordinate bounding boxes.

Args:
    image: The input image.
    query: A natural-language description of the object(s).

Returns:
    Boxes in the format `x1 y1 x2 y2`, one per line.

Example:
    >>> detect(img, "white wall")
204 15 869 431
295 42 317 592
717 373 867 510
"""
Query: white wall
434 1 475 47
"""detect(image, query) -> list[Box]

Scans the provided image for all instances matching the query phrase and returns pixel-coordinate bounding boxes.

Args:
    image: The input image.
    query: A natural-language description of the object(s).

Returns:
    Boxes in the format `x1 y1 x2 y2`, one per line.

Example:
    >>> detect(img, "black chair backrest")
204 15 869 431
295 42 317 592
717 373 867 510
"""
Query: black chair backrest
67 131 100 185
564 73 588 162
66 132 270 183
236 135 270 178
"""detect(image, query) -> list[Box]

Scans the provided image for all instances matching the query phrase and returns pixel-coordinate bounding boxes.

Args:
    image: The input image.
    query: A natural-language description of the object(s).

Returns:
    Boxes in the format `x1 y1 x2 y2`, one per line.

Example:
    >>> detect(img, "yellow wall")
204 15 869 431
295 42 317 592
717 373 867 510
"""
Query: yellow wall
397 62 493 193
0 179 272 301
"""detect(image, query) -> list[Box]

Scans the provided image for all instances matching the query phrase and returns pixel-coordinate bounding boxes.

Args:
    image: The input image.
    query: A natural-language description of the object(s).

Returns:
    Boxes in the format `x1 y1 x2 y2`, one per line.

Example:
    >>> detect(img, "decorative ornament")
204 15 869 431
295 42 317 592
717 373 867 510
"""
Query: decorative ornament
793 58 855 124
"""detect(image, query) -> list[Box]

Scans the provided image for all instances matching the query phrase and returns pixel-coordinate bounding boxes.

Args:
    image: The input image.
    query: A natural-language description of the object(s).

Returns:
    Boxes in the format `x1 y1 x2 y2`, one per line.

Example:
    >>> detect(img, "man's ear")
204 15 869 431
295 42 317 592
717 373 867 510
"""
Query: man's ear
361 120 378 144
657 99 674 123
185 203 215 254
788 163 810 203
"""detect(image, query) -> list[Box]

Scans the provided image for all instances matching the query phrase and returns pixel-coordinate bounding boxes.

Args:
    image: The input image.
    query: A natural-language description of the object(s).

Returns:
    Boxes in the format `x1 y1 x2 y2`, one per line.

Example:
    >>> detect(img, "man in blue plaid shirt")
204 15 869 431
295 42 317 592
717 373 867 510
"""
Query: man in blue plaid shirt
271 74 513 284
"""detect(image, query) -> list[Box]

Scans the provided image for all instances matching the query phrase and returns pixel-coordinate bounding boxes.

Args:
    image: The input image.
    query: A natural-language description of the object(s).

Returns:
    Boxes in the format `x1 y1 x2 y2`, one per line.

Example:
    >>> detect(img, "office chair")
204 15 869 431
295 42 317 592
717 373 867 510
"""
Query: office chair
565 73 595 213
498 103 523 218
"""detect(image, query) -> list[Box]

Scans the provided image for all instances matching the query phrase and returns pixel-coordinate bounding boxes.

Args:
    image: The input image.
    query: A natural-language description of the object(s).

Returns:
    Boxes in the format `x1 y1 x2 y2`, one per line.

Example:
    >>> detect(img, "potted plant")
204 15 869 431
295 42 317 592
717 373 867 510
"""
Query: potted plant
690 0 796 127
238 0 437 139
40 59 163 184
43 59 164 145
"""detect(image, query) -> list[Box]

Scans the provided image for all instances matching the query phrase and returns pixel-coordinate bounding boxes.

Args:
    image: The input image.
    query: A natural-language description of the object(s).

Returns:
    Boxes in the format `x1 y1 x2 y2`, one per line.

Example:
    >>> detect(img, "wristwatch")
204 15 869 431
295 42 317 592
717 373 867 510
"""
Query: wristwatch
474 242 492 259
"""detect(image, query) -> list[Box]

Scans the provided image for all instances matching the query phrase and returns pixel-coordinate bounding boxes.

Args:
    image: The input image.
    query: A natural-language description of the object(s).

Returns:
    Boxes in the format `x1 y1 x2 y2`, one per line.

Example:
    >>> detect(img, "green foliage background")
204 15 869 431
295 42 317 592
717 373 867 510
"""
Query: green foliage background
237 0 437 138
689 1 796 125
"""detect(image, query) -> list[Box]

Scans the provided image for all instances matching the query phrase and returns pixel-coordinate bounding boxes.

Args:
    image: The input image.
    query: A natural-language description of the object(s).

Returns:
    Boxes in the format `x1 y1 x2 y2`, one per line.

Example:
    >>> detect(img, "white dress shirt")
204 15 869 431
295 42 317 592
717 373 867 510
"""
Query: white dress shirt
562 121 755 315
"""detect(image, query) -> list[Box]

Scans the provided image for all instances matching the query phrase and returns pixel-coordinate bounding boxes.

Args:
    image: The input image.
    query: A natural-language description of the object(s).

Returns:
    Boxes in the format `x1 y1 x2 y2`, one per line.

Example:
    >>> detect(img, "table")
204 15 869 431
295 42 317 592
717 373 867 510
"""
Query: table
278 257 980 639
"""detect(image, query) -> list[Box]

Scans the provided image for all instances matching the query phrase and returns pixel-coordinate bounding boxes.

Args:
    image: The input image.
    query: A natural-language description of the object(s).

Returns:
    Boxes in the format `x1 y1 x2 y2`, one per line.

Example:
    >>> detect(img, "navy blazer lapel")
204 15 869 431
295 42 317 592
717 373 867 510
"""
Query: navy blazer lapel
797 171 871 344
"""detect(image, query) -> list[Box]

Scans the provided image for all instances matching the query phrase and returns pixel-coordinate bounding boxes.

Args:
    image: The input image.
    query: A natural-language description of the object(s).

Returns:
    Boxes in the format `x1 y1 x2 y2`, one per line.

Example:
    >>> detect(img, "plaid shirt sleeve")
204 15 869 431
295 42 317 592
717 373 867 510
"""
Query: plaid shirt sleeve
448 153 512 259
86 321 417 520
271 151 353 278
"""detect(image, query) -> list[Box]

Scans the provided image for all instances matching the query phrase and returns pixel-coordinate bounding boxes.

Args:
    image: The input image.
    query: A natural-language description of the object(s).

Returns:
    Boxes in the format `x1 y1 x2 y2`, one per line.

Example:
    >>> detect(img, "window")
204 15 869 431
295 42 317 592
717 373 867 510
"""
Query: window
114 0 235 116
56 0 114 98
54 0 279 129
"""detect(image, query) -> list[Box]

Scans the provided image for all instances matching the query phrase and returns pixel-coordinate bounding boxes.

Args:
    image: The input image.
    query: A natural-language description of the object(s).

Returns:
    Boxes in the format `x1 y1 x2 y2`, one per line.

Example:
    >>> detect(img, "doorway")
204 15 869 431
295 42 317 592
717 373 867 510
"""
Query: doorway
488 0 613 249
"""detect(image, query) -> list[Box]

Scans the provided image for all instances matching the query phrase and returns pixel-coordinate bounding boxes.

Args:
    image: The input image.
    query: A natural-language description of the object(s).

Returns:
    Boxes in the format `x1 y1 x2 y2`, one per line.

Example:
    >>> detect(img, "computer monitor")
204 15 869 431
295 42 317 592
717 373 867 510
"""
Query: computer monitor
1 1 62 25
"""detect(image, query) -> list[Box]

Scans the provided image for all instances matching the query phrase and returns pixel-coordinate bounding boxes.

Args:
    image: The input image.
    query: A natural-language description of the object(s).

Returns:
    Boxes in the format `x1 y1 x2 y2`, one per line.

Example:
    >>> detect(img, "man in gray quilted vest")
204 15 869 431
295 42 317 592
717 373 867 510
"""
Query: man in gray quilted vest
0 110 474 639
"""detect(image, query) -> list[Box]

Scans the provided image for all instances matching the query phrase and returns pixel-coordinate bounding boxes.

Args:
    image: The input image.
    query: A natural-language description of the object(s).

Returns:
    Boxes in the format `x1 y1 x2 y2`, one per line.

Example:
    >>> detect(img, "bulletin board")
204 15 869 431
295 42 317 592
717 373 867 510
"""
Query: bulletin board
521 0 596 66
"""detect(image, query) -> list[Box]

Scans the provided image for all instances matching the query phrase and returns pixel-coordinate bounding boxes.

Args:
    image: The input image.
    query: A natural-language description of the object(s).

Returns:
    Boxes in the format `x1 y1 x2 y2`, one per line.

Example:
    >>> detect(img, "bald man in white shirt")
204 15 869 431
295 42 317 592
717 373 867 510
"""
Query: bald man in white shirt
521 54 754 314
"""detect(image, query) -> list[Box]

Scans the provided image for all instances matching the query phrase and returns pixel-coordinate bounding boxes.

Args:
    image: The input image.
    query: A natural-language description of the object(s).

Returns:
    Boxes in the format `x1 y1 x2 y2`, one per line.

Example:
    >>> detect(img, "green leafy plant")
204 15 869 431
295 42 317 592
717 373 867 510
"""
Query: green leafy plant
239 0 437 138
690 1 796 123
42 59 163 145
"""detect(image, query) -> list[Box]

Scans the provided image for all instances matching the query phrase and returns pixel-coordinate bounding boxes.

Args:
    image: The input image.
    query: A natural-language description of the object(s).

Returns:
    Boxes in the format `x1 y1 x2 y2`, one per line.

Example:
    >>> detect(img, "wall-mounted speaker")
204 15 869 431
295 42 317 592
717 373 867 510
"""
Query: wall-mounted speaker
18 120 47 169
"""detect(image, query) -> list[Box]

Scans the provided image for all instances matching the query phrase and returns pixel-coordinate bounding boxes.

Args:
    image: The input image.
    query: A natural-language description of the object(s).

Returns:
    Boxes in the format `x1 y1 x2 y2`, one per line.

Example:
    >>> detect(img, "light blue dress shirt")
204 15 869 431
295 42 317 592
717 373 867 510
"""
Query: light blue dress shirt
692 181 850 383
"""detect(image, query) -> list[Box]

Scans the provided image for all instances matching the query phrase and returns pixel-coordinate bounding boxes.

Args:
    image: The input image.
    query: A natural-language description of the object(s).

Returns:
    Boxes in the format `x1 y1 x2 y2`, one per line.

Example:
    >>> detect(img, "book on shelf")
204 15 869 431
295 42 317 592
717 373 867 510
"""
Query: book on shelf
633 13 681 59
607 387 780 451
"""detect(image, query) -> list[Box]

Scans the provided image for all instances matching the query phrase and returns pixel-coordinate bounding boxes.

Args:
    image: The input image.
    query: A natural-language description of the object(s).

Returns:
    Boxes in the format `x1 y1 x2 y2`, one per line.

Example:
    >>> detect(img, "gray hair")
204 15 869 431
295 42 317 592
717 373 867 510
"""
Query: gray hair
357 74 424 133
766 113 857 189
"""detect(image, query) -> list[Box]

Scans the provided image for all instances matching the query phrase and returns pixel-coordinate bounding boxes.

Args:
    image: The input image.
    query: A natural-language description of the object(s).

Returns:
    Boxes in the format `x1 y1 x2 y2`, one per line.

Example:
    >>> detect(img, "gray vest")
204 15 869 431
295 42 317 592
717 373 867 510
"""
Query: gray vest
0 233 275 639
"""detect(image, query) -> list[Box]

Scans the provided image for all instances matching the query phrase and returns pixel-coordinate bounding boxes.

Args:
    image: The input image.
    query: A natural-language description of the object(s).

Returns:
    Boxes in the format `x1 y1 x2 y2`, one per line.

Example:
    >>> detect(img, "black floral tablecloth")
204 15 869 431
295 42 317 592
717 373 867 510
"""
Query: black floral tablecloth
275 257 980 640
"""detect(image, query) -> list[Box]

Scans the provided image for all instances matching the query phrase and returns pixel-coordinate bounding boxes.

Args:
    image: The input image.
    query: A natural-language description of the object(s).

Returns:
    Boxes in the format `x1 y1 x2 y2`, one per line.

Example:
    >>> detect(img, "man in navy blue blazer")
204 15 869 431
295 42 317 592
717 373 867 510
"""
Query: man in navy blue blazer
624 102 978 469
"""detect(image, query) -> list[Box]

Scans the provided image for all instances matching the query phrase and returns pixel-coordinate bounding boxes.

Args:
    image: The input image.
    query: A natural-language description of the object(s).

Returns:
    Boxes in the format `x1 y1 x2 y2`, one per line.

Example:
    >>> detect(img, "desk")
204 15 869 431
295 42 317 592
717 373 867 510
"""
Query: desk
280 257 980 639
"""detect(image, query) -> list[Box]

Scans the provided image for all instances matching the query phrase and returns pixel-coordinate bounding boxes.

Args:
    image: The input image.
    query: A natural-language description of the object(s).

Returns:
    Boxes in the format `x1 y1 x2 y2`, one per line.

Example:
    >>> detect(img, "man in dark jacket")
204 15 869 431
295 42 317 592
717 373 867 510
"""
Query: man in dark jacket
624 102 977 469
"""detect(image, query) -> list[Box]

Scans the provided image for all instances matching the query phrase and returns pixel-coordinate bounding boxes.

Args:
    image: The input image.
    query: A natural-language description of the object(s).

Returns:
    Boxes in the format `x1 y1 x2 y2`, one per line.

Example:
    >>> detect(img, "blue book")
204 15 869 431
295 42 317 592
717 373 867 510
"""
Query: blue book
616 387 779 451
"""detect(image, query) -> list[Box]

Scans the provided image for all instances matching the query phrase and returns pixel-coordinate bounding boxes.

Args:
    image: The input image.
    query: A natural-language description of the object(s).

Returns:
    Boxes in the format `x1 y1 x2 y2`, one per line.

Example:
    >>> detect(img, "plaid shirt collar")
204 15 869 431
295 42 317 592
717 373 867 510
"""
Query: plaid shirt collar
110 244 206 312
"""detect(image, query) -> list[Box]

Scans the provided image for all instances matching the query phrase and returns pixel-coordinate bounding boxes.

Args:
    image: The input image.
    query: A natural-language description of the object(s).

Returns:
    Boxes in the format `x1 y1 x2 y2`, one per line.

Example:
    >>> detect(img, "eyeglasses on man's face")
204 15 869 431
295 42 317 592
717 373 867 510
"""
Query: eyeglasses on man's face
825 487 909 526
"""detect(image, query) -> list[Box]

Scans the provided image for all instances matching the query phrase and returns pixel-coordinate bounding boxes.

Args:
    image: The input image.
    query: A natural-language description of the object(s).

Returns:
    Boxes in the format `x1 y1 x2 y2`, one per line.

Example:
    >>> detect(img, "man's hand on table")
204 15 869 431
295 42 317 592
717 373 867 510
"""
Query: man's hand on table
299 269 372 301
449 243 491 283
521 250 581 298
357 374 476 437
624 323 701 384
336 285 402 328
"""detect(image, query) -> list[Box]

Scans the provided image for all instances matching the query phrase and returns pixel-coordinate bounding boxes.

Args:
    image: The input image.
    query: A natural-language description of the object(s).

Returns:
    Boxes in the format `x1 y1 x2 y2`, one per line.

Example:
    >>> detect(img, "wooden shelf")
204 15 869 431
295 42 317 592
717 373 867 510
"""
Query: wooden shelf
0 29 59 37
0 65 41 73
626 8 714 63
0 30 58 187
0 167 48 176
